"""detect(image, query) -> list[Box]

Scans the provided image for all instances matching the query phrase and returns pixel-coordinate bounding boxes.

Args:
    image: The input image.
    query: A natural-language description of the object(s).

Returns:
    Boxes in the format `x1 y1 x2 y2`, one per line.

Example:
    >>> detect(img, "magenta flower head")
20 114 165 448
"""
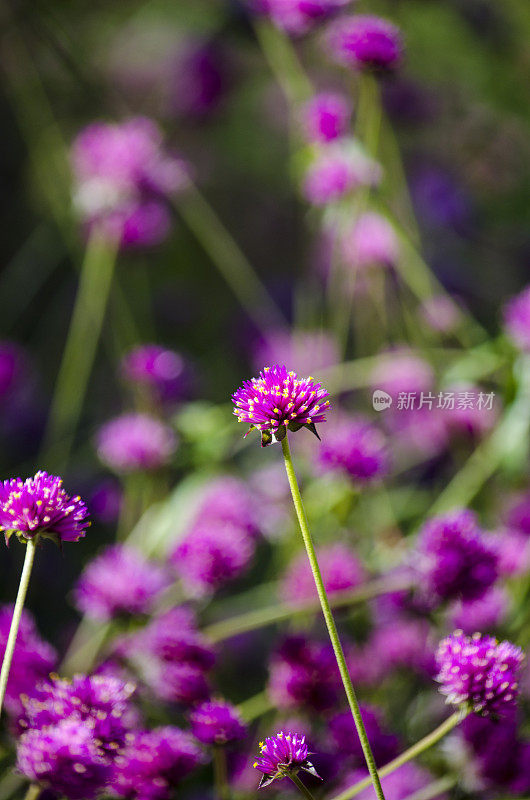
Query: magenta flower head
189 700 247 745
301 92 351 143
435 631 524 716
341 212 400 270
0 471 90 546
503 286 530 351
253 731 320 788
96 413 177 473
121 344 193 405
325 15 403 72
73 544 170 621
257 0 349 36
232 365 331 447
302 144 381 206
281 544 365 603
318 416 389 483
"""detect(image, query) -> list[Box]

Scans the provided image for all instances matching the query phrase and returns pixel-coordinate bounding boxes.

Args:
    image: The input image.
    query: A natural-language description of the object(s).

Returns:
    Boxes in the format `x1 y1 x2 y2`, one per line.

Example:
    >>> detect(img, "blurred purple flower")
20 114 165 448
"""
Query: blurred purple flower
136 607 216 670
436 631 524 715
252 330 339 377
418 509 498 604
318 416 390 483
0 342 30 401
449 587 510 634
253 731 319 787
71 117 189 248
504 286 530 352
171 41 229 119
150 661 211 706
17 719 111 800
257 0 349 36
341 212 399 270
74 544 170 621
112 727 203 800
0 471 90 545
491 529 530 577
410 165 472 231
268 635 340 712
96 413 177 473
171 520 255 596
366 619 434 681
329 705 399 767
303 144 381 206
506 492 530 536
300 92 351 143
461 714 530 794
339 763 446 800
189 700 246 745
192 476 258 537
281 543 365 603
121 344 193 404
325 15 403 71
88 478 122 525
420 296 462 334
370 349 434 398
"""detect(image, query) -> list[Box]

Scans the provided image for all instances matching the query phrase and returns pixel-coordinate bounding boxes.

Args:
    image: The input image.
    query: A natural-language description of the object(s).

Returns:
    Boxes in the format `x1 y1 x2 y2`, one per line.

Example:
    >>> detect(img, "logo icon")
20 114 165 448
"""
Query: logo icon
372 390 392 411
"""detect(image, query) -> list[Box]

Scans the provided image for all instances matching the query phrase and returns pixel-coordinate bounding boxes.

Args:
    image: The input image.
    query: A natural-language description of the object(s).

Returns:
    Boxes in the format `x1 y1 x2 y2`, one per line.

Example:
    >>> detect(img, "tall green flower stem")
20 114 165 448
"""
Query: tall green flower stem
0 538 38 717
174 185 285 337
329 711 464 800
280 436 386 800
254 21 313 107
289 773 318 800
41 230 118 469
212 746 230 800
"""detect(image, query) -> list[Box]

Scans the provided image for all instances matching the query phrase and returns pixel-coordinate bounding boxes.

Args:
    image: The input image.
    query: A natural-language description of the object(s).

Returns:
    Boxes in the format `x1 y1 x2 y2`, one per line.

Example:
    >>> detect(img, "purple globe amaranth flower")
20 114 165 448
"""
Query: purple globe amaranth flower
302 143 382 206
88 478 122 525
370 348 434 398
0 471 90 545
253 731 320 788
232 364 331 447
460 713 530 794
19 673 136 755
340 763 445 800
171 520 255 596
171 40 228 119
17 719 111 800
436 631 524 716
281 544 365 603
192 476 258 537
189 700 247 745
449 587 510 635
325 15 403 72
151 661 211 706
96 413 177 473
0 606 56 717
257 0 349 36
268 635 340 712
137 607 216 670
504 286 530 351
300 92 351 143
73 544 170 621
365 619 434 681
341 212 400 270
252 330 339 378
418 510 498 604
71 117 189 249
420 296 462 335
506 492 530 536
121 344 193 405
318 416 389 483
329 705 399 767
112 726 203 800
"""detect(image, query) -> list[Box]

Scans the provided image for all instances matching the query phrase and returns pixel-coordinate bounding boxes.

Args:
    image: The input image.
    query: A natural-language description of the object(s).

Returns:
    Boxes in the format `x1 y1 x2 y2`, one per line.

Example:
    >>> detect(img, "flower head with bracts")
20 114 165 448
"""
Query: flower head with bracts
232 365 331 447
253 731 321 788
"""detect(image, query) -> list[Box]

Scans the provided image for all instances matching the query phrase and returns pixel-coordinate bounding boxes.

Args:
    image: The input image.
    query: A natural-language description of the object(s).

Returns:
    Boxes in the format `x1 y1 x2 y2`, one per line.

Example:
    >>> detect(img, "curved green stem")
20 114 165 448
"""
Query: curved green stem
41 230 118 469
289 773 318 800
280 436 386 800
22 785 40 800
254 21 312 106
0 538 38 716
329 712 464 800
203 575 412 642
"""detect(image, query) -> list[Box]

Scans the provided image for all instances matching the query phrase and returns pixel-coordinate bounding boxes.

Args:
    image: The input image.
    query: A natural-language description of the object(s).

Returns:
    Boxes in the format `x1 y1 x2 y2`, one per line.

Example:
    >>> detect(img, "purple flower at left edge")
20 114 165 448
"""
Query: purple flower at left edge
0 471 90 545
232 364 331 447
73 544 171 621
189 700 247 745
253 731 321 788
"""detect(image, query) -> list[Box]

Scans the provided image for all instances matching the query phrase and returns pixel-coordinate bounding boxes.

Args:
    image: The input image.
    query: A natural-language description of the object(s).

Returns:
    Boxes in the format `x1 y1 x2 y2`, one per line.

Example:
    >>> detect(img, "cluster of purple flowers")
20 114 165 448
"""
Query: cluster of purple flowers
268 635 340 711
71 117 189 248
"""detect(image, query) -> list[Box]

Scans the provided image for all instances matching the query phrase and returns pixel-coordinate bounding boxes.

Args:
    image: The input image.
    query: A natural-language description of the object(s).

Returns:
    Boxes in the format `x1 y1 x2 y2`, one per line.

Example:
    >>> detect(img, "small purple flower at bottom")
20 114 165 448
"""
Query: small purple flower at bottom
189 700 247 745
112 727 203 800
232 364 331 447
17 719 111 800
0 471 90 545
253 731 320 788
436 631 524 716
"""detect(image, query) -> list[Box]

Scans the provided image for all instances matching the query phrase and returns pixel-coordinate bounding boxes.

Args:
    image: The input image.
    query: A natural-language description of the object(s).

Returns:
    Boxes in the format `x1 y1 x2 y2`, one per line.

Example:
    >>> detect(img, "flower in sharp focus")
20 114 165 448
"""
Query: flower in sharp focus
232 364 331 447
121 344 193 405
300 92 351 143
435 631 524 716
504 286 530 351
325 15 403 72
96 413 177 473
112 727 203 800
17 719 111 800
73 544 171 621
281 544 365 603
418 510 498 605
253 731 320 788
189 700 247 745
0 471 90 545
